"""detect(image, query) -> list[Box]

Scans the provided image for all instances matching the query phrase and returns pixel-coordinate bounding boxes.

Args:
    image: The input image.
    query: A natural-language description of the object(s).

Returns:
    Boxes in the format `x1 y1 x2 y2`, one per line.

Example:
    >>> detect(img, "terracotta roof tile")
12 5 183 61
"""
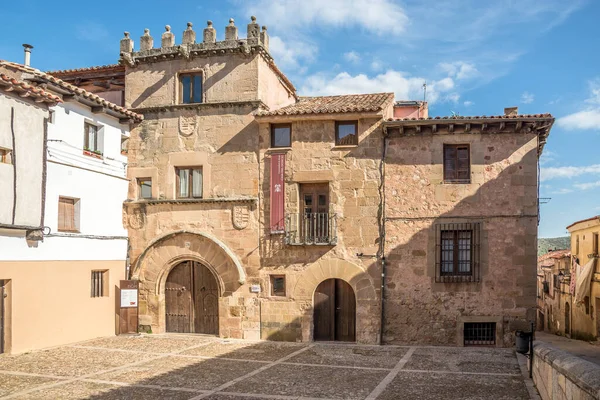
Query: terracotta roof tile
46 64 124 76
257 93 394 117
386 113 553 122
0 73 62 104
0 61 142 122
538 249 571 263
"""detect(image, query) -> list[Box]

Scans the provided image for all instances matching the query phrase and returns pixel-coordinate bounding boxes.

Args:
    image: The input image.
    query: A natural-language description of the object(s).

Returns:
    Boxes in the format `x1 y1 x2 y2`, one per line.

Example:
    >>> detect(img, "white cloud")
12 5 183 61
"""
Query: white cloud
574 181 600 190
541 164 600 181
446 93 460 104
539 150 556 166
438 62 479 80
552 188 574 195
521 91 535 104
300 70 456 104
246 0 409 36
343 51 361 64
269 36 317 70
463 101 474 107
557 78 600 130
371 59 384 72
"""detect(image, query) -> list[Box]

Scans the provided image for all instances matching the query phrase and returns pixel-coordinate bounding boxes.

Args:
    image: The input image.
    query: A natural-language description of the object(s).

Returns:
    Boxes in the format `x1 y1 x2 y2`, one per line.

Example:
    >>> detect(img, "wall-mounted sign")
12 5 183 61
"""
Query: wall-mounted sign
120 289 138 308
250 284 261 293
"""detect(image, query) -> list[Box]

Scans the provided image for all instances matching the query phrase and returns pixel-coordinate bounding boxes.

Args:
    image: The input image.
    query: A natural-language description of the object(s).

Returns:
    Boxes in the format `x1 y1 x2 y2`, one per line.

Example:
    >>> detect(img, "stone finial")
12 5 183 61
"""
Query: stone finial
225 18 238 41
162 25 175 48
260 26 269 50
203 20 216 43
247 16 260 39
182 22 196 45
140 29 153 51
120 31 134 53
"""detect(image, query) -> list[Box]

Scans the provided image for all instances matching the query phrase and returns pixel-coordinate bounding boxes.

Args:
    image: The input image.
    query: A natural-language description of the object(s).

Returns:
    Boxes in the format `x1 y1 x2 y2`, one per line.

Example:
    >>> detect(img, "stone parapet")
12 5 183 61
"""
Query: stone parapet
532 341 600 399
120 17 270 66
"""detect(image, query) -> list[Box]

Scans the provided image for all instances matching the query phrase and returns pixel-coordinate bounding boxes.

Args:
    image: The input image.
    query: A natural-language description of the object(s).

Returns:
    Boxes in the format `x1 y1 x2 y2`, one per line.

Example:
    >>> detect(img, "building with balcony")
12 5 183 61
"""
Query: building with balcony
121 18 554 346
0 59 141 354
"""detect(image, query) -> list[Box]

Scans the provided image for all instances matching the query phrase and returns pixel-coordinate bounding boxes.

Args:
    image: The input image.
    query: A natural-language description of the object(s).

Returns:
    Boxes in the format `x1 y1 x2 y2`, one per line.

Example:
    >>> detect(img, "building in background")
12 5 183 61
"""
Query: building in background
0 58 142 354
566 215 600 340
536 249 571 335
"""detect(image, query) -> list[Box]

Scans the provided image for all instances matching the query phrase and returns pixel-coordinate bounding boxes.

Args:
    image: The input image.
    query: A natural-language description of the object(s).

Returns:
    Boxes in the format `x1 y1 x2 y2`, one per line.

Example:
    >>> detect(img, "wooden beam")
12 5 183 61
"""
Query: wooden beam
119 118 131 124
499 122 505 131
465 123 470 132
432 124 437 133
415 125 421 133
448 124 454 133
62 94 75 101
516 121 523 131
91 106 104 113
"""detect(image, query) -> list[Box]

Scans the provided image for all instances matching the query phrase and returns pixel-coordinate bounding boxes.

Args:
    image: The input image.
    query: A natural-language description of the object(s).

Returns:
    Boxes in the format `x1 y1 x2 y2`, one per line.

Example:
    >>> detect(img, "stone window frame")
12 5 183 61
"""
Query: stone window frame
443 143 471 184
128 167 159 201
433 222 481 283
335 120 359 146
270 275 286 297
270 123 292 148
457 316 503 347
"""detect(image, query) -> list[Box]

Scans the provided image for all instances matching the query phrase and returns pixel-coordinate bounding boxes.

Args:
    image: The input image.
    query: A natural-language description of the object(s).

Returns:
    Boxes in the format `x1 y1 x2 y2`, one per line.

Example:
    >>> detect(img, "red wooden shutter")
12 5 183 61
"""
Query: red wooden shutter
270 153 285 233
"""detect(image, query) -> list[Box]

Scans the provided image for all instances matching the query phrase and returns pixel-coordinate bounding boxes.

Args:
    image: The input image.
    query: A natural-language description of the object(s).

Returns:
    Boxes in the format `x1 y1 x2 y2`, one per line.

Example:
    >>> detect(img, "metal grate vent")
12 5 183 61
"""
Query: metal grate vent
464 322 496 346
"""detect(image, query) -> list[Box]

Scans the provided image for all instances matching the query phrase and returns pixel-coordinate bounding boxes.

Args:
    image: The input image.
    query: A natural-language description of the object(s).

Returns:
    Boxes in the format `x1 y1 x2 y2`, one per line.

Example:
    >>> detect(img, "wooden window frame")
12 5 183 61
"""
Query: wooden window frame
137 178 152 200
84 122 100 153
270 123 292 148
57 196 80 233
175 167 203 199
335 121 358 146
270 275 286 297
435 222 481 283
593 232 599 256
179 72 203 104
443 144 471 183
91 270 109 298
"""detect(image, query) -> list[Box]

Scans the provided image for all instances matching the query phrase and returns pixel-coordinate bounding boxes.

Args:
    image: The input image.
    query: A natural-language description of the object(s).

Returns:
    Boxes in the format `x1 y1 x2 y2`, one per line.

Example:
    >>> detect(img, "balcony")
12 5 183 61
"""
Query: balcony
285 212 337 245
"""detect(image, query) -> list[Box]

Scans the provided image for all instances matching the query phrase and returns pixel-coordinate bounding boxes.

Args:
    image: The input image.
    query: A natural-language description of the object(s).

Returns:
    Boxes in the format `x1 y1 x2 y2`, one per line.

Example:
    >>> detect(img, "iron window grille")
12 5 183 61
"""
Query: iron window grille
464 322 496 346
91 270 108 297
435 222 481 283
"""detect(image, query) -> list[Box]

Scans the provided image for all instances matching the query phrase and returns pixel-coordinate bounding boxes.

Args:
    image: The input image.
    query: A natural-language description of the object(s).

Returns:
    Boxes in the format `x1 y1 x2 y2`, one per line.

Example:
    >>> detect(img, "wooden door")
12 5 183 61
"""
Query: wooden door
193 262 219 335
314 279 335 341
166 261 219 334
565 303 570 335
0 280 4 354
300 183 329 243
313 279 356 342
335 279 356 342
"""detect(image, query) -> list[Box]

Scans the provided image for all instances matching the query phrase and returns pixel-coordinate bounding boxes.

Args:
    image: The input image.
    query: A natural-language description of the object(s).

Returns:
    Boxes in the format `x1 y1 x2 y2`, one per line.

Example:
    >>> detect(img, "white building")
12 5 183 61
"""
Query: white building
0 60 142 354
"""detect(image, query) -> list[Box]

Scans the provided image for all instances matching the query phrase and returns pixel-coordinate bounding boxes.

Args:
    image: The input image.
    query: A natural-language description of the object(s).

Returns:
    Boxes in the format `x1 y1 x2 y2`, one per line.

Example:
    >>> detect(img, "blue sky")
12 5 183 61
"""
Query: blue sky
2 0 598 238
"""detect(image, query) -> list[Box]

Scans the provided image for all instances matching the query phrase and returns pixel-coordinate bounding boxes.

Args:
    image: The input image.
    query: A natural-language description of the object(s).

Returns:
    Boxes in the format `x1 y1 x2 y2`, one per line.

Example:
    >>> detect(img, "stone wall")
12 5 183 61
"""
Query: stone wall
533 342 600 400
256 116 387 343
383 131 539 346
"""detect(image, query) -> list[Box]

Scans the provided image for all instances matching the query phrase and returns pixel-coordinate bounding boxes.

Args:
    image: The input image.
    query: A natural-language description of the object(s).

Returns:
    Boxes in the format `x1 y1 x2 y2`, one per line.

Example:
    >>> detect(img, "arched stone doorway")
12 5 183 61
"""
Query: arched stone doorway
565 302 570 335
314 278 356 342
131 231 246 335
166 261 219 334
293 258 379 344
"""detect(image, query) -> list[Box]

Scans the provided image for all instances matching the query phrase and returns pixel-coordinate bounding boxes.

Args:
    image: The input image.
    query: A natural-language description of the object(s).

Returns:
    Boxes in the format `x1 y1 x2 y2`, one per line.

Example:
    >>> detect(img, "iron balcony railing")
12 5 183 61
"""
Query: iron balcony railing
285 212 337 245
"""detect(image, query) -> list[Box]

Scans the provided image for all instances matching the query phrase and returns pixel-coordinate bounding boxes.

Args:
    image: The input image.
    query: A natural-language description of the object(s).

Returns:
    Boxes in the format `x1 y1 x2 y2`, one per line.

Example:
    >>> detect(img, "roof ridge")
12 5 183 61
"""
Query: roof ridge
1 61 142 122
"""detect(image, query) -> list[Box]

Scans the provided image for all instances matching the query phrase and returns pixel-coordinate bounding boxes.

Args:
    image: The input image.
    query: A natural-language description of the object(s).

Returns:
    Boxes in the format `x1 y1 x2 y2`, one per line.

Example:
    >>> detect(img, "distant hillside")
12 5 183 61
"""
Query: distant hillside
538 237 570 256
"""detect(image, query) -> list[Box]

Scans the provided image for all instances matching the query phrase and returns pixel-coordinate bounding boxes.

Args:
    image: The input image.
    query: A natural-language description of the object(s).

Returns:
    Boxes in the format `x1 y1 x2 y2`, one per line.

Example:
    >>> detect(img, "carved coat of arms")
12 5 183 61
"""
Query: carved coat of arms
128 207 146 230
232 205 249 230
179 115 198 137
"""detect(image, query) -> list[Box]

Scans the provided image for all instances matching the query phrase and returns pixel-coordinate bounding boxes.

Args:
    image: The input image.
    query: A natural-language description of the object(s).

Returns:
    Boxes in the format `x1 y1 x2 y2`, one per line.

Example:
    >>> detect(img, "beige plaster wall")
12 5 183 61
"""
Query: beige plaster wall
383 132 539 346
0 260 124 354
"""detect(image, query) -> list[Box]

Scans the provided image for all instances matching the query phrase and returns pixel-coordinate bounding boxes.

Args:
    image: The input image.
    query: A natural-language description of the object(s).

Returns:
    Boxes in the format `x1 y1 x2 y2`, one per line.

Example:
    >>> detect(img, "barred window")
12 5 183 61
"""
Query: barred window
464 322 496 346
91 270 108 298
435 222 481 283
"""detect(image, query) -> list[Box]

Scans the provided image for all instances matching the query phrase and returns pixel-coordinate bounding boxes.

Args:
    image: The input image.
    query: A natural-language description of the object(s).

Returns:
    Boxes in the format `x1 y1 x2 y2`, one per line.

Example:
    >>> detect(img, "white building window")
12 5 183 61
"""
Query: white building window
84 122 103 156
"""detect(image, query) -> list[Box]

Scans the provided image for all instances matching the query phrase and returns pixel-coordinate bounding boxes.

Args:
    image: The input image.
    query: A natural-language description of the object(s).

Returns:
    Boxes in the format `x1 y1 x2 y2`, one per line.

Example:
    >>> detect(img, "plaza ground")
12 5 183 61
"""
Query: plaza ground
0 334 534 399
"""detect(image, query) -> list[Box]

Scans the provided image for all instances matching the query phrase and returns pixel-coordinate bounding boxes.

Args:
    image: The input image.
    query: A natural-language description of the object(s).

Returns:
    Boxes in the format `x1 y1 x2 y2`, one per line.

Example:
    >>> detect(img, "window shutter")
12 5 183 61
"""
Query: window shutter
270 153 285 232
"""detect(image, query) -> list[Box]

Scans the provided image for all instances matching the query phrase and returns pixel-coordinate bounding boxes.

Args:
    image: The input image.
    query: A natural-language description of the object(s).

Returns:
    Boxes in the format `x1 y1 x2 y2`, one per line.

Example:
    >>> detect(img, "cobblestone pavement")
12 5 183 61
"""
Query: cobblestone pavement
0 335 533 399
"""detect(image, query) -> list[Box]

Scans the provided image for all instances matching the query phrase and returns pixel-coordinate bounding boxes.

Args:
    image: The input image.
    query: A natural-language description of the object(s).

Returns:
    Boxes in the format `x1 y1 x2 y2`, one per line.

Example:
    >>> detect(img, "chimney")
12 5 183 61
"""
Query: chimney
504 106 518 116
23 44 33 66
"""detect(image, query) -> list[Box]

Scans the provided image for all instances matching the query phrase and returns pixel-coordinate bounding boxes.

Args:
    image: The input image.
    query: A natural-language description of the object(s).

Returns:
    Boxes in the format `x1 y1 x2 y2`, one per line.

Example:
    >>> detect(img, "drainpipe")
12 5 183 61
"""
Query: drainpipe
379 126 389 345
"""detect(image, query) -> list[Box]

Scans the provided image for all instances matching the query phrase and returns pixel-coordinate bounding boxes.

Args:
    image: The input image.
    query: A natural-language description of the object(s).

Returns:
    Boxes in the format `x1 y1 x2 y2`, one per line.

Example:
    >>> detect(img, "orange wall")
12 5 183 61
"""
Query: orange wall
1 260 125 354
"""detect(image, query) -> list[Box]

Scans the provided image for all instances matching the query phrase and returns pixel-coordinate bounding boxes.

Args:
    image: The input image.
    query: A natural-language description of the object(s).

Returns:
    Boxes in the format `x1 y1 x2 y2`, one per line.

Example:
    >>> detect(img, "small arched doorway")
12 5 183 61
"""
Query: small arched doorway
565 302 570 335
313 279 356 342
165 261 219 334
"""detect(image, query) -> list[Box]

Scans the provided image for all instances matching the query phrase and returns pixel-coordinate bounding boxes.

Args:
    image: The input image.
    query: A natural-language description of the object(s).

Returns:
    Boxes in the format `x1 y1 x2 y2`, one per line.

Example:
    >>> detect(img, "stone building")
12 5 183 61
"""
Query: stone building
536 249 571 335
120 17 555 346
566 215 600 340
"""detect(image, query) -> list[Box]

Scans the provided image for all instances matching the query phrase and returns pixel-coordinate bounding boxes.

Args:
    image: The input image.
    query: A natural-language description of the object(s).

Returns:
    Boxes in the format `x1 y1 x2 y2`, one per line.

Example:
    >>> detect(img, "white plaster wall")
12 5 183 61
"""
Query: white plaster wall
47 101 128 176
0 93 47 226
